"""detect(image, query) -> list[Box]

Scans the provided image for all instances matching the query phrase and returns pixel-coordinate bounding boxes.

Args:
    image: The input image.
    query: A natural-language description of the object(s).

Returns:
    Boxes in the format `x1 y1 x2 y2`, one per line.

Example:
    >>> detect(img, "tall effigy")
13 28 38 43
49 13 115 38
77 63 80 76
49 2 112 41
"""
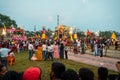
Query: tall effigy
58 25 64 38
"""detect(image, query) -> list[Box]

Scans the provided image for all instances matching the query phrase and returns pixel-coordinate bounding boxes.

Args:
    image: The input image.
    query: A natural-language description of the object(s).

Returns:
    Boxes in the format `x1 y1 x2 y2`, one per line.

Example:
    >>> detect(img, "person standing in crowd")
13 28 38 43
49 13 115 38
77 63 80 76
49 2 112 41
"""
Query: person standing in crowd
115 40 118 50
100 43 104 57
23 41 27 50
42 42 47 60
64 44 68 59
28 42 34 60
37 44 42 61
94 42 98 56
90 39 94 52
35 40 39 49
104 42 108 56
17 42 20 53
77 39 81 53
97 41 101 56
50 62 66 80
51 42 54 59
73 41 78 54
44 43 53 61
81 40 86 54
0 44 11 70
57 42 61 56
19 41 24 53
60 43 64 59
54 43 59 60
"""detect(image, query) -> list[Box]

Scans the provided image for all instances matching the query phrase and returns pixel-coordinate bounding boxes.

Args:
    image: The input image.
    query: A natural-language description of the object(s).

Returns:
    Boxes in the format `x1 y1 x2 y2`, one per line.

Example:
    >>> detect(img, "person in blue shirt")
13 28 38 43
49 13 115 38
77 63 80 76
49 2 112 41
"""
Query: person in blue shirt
0 43 11 70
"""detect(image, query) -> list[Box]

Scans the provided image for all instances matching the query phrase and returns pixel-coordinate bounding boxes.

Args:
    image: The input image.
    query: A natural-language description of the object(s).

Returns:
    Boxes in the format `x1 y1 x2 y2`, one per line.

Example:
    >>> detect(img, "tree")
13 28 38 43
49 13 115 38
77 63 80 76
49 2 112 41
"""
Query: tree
0 13 17 28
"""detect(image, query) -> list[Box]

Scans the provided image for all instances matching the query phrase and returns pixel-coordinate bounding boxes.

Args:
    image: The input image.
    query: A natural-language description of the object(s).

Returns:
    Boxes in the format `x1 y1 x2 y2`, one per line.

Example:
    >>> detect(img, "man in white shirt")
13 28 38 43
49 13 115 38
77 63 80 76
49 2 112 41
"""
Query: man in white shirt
28 42 34 60
42 42 47 60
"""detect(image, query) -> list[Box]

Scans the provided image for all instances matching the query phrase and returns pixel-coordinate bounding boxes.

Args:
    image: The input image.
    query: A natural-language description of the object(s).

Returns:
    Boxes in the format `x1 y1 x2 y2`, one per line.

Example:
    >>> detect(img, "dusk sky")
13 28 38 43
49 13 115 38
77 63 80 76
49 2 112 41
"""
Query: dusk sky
0 0 120 32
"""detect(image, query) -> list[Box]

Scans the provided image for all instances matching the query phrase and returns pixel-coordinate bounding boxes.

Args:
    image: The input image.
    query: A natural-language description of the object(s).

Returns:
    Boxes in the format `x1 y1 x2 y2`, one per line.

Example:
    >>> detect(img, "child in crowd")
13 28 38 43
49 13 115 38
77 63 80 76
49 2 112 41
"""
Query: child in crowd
8 50 15 57
31 53 37 61
8 50 16 65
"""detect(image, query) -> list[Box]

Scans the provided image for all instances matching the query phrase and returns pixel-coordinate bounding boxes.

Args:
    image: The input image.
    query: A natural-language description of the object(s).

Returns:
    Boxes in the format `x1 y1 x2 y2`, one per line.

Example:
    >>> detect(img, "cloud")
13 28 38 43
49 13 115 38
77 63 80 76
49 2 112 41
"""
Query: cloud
48 16 53 22
82 0 86 4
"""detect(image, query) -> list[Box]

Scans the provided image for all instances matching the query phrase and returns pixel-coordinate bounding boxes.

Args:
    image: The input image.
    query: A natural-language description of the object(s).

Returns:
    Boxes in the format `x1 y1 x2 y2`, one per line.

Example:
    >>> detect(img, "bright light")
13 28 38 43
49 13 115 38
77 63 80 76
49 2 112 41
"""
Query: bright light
2 29 6 35
52 32 54 35
84 32 87 36
69 30 73 35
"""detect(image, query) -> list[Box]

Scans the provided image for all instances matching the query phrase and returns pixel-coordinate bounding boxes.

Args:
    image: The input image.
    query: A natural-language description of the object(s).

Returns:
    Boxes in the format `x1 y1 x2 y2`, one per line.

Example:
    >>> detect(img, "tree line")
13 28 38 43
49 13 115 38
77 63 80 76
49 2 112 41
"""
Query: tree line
0 13 120 39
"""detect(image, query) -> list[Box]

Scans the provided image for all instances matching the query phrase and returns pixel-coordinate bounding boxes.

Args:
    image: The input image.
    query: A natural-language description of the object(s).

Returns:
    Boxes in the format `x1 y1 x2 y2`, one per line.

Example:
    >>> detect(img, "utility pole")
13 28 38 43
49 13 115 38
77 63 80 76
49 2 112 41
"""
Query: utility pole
57 15 59 26
34 25 36 32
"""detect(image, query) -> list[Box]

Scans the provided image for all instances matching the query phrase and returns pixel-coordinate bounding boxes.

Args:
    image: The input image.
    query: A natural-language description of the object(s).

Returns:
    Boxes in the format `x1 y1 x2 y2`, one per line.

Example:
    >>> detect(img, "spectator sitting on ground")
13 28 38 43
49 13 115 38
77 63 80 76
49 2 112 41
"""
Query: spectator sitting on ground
31 53 37 61
79 67 94 80
3 70 20 80
61 69 79 80
98 67 108 80
50 62 66 80
0 64 7 80
107 61 120 80
22 66 42 80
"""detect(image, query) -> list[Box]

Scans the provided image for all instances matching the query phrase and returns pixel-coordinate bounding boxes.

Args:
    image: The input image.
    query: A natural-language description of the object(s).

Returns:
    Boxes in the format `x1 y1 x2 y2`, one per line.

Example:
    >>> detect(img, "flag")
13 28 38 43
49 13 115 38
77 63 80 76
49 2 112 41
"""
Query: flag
74 33 77 39
70 35 73 41
111 32 117 41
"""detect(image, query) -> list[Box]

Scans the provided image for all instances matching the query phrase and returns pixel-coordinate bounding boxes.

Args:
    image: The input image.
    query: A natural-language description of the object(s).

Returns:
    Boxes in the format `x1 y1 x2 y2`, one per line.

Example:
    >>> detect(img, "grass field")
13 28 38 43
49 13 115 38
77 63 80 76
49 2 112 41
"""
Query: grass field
9 51 118 80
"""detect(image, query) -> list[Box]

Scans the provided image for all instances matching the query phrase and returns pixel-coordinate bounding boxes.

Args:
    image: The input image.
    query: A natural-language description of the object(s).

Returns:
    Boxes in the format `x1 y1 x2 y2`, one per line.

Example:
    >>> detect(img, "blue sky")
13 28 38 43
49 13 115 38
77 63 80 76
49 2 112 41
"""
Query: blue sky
0 0 120 32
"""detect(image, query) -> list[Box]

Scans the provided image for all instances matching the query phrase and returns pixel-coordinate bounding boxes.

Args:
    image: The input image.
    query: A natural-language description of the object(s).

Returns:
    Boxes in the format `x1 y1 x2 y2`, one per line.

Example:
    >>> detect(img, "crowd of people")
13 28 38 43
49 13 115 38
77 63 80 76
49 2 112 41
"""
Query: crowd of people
0 37 119 80
0 61 120 80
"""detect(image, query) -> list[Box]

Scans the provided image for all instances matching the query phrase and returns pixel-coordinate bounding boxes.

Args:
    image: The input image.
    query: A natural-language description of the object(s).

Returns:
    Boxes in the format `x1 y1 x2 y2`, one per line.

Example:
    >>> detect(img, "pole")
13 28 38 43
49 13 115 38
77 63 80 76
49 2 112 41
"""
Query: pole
57 15 59 26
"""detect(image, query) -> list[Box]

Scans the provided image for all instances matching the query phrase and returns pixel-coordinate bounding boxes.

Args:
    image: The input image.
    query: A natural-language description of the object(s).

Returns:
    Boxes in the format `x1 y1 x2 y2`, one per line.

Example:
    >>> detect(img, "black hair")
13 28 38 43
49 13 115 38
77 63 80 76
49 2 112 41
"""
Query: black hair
79 68 94 80
18 71 24 80
98 67 108 80
108 74 119 80
3 71 20 80
52 62 65 78
61 69 79 80
2 43 6 48
0 64 5 72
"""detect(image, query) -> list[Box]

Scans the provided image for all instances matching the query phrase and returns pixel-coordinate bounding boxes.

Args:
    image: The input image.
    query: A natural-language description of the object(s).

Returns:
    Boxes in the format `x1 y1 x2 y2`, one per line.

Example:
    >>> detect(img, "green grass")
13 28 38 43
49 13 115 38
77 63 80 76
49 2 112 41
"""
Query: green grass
9 51 118 80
